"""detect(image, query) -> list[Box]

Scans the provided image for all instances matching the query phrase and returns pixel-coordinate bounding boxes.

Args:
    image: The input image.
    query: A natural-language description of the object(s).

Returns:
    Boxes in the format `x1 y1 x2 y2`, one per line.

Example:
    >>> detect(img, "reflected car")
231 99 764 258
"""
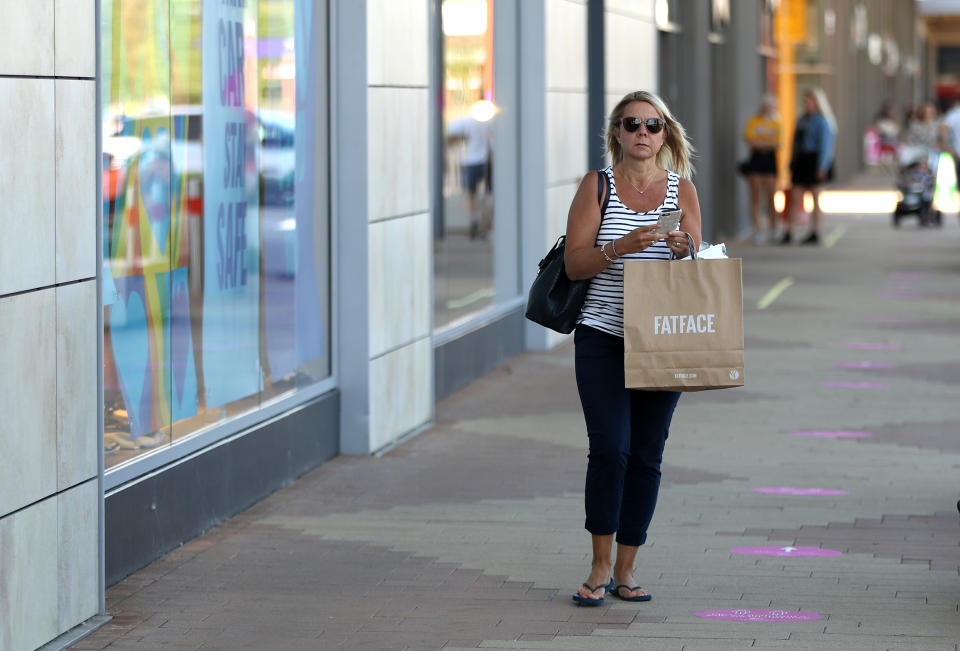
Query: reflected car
258 109 296 207
103 106 300 279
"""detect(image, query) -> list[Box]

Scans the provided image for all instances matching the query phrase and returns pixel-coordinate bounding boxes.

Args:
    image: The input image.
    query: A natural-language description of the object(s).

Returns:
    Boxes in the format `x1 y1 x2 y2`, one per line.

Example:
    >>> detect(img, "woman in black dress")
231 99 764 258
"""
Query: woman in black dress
781 89 835 245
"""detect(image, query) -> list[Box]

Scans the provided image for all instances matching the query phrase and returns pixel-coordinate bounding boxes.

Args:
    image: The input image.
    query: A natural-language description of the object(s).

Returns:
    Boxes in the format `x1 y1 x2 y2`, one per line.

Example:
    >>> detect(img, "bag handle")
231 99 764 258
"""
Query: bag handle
671 232 697 260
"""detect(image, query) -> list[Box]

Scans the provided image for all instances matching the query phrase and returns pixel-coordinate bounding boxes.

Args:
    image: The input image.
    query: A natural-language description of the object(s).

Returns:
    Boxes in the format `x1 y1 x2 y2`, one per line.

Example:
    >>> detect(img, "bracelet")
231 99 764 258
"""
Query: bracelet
601 242 616 264
610 239 620 259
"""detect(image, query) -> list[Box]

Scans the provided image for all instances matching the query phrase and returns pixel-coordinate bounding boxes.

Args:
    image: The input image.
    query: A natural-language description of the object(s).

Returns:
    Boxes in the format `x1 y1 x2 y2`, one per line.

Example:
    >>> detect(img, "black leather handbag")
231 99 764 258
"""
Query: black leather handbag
525 170 609 334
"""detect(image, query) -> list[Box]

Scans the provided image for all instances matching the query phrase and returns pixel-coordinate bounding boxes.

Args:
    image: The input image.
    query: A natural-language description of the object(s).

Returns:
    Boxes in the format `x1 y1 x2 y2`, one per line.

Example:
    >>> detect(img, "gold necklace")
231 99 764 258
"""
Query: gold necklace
623 169 660 195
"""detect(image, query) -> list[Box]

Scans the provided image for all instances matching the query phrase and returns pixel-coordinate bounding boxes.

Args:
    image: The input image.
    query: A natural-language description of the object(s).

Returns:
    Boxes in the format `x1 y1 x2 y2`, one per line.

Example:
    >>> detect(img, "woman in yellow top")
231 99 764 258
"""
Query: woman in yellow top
742 96 781 244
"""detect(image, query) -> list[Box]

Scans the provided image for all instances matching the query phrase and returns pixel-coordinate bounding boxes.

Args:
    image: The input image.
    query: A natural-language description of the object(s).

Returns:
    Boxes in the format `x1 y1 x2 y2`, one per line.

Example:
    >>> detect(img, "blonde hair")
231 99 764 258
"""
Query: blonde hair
807 87 836 134
605 90 695 178
758 94 777 116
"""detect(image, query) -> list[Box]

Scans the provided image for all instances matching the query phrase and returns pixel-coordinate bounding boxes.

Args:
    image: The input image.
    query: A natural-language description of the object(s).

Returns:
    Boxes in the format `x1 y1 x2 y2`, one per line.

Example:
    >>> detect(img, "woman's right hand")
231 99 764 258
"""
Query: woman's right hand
615 225 662 255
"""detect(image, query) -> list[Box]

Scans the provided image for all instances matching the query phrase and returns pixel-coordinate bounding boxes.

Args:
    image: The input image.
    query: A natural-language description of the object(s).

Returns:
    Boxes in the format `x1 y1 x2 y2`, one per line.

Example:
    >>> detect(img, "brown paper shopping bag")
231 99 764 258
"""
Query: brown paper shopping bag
623 258 744 391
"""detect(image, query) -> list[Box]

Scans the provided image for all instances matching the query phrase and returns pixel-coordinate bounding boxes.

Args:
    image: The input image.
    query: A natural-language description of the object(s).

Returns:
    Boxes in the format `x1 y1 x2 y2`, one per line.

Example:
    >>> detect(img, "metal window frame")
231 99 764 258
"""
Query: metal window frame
96 0 106 617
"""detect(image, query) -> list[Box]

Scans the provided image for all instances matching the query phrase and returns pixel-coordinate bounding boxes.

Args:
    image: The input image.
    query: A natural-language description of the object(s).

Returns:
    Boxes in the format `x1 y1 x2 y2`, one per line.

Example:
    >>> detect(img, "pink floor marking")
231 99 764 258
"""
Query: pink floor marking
820 381 888 389
695 609 823 623
876 291 920 300
844 342 900 351
752 487 849 496
833 361 897 369
862 315 910 323
730 546 842 557
791 430 872 439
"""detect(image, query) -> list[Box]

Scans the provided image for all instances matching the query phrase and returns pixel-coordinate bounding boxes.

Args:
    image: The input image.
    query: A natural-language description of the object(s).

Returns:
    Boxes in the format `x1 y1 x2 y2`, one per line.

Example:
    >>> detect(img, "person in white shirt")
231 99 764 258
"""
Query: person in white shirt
447 101 494 239
939 98 960 187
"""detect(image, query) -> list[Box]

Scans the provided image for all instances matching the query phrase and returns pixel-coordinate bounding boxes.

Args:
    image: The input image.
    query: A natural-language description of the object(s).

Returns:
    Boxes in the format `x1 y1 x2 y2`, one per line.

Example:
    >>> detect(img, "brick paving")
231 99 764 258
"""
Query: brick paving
75 175 960 650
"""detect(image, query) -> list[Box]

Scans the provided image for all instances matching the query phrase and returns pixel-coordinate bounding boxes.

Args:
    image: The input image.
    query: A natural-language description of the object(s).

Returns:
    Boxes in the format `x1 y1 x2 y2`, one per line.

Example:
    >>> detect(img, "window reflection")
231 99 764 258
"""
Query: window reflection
435 0 496 328
102 0 329 468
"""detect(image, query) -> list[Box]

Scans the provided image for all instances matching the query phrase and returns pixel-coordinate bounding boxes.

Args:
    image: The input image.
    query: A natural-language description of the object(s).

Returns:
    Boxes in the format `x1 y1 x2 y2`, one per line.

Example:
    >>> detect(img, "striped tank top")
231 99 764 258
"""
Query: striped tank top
577 166 680 337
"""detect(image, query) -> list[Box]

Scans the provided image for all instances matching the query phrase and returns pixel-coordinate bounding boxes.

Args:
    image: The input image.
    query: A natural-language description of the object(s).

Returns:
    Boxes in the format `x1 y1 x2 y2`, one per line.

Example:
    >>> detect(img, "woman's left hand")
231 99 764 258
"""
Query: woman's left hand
665 230 693 258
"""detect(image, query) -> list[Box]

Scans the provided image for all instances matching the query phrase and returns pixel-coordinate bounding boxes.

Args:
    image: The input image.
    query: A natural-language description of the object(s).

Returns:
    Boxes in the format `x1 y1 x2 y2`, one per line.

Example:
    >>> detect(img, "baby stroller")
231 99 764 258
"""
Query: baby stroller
893 146 942 228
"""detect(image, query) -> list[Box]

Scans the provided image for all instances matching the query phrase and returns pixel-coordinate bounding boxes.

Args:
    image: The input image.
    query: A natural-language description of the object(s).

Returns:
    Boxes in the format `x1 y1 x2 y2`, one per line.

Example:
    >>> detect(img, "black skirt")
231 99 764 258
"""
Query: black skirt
746 149 777 175
790 151 821 186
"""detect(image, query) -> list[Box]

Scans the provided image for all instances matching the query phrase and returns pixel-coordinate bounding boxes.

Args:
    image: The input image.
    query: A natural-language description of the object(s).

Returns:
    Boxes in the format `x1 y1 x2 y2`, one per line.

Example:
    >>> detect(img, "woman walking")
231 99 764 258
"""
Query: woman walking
563 90 702 606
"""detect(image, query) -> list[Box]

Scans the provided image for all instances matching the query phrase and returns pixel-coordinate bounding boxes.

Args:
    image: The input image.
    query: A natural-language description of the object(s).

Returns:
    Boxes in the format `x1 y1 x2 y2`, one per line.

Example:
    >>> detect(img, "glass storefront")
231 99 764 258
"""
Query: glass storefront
435 0 496 329
101 0 329 468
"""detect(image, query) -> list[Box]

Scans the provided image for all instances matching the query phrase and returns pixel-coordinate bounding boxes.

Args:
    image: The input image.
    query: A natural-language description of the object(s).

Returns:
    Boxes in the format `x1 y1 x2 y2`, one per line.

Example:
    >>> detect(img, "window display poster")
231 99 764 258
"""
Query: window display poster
202 0 262 407
167 266 199 422
109 274 155 438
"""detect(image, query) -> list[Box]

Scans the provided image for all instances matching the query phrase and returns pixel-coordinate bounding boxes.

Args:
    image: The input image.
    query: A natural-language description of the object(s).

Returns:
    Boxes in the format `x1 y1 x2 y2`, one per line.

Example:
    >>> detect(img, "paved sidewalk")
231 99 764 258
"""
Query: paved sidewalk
75 178 960 650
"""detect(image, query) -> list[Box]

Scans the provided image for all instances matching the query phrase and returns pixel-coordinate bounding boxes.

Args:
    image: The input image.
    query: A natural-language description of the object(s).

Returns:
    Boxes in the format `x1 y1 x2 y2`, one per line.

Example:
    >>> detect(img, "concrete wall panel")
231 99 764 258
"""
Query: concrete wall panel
367 86 430 222
56 79 97 283
368 213 431 357
605 0 654 19
57 479 99 631
55 0 96 78
546 92 589 185
368 0 429 87
57 281 99 491
366 0 432 451
0 498 58 651
546 182 578 244
0 290 58 517
0 1 54 75
546 0 588 90
369 337 431 451
0 78 56 295
605 11 657 95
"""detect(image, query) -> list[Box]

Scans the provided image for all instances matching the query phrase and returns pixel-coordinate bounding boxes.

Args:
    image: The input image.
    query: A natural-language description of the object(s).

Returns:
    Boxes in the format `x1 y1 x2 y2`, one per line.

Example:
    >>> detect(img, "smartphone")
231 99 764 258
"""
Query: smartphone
654 209 682 234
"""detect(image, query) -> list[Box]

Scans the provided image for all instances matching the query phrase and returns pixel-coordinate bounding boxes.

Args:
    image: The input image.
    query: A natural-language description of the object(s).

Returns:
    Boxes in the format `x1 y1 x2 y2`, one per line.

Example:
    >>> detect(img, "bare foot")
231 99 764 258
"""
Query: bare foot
612 573 651 600
576 564 611 600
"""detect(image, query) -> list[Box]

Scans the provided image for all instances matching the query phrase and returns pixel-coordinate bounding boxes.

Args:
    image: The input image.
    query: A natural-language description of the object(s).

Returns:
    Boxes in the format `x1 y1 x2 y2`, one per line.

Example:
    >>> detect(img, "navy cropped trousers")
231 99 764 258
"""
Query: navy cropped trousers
574 324 681 546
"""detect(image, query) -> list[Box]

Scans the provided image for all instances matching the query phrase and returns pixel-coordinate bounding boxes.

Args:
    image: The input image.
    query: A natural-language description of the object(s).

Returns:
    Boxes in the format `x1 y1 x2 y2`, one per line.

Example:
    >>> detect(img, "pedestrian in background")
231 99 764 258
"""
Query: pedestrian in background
447 100 494 240
741 95 781 244
563 90 701 606
905 100 944 170
937 97 960 184
781 88 835 245
874 101 901 166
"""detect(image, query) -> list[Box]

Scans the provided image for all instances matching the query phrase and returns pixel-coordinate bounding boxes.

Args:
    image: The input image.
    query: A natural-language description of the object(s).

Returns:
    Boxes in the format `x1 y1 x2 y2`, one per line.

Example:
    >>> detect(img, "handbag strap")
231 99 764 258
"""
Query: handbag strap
548 170 608 268
596 169 610 214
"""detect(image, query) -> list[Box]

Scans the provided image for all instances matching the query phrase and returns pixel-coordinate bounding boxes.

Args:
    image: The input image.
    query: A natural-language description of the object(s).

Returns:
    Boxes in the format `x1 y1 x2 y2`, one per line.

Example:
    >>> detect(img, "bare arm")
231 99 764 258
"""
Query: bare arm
564 172 661 280
564 173 608 280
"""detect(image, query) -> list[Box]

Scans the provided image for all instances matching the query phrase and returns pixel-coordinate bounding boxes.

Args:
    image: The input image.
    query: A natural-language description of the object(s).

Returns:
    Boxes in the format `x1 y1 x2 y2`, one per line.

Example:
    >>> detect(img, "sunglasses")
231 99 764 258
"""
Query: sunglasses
621 117 666 134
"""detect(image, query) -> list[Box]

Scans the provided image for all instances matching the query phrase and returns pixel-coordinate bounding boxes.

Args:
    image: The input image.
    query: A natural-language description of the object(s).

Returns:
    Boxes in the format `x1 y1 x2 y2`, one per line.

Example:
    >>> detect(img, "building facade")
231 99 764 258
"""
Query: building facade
0 2 100 649
0 1 927 649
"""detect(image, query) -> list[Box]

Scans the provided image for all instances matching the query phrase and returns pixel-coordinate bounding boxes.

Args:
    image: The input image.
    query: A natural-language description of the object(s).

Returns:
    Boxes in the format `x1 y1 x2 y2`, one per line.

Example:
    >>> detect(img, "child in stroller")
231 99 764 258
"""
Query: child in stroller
893 146 942 227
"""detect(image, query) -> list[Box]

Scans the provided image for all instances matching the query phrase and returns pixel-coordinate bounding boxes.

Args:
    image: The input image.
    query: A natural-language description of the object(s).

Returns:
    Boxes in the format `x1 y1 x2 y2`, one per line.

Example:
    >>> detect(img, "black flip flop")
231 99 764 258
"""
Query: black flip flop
610 584 652 602
571 579 614 606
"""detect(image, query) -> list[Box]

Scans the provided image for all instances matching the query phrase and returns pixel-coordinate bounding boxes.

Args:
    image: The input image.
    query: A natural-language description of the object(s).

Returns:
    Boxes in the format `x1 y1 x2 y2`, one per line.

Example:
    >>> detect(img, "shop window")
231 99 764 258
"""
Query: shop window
101 0 329 468
435 0 496 329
